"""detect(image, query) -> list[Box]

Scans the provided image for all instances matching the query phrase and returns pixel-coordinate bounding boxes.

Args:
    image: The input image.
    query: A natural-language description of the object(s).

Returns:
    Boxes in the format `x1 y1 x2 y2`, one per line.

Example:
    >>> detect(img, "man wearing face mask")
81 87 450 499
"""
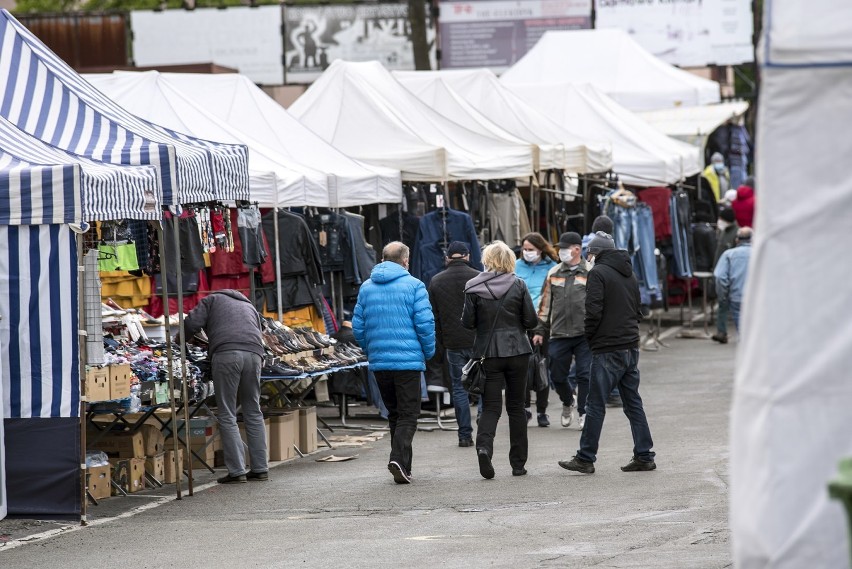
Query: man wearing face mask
701 152 731 204
712 208 739 344
533 232 591 429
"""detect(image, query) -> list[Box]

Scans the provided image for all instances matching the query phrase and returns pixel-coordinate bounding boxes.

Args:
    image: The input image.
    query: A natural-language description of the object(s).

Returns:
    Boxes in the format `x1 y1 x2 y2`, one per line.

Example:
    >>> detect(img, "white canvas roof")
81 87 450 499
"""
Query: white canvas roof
84 71 328 208
639 101 750 146
506 82 701 186
500 29 721 112
393 69 612 173
289 60 537 181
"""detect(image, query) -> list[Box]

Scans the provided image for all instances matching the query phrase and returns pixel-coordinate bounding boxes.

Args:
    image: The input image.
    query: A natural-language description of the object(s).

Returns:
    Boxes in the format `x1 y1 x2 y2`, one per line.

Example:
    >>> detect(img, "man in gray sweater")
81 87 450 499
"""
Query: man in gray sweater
182 290 268 484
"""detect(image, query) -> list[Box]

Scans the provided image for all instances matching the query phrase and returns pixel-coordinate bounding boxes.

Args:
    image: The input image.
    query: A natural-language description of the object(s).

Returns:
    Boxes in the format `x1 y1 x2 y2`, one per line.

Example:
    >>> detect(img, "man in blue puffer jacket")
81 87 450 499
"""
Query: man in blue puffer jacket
353 241 435 485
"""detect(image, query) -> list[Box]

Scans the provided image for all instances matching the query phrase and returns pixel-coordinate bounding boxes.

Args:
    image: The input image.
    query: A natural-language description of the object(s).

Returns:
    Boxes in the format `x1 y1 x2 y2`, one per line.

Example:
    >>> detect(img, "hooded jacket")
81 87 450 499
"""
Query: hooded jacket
352 261 436 371
731 184 755 229
461 272 538 358
535 259 591 339
514 256 558 310
428 259 481 351
584 250 642 354
183 290 264 357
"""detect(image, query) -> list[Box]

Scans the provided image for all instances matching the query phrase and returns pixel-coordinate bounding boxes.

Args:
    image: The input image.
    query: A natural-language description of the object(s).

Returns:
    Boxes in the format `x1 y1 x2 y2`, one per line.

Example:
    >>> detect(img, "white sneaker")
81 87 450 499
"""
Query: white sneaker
561 404 574 427
578 414 586 430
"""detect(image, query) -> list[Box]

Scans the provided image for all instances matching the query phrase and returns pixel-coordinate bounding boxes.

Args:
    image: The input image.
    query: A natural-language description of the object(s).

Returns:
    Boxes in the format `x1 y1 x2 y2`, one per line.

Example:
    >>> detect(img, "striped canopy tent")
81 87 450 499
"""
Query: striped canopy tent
0 10 250 205
0 161 82 517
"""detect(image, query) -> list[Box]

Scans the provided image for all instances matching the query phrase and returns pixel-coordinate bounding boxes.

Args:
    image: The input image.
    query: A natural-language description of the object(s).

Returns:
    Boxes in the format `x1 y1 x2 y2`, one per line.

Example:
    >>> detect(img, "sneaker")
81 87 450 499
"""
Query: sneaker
217 473 247 484
578 414 586 430
537 413 550 428
246 471 269 481
388 461 411 484
525 408 532 423
478 449 495 480
621 458 657 472
561 404 574 427
458 438 474 447
558 456 595 474
711 333 728 344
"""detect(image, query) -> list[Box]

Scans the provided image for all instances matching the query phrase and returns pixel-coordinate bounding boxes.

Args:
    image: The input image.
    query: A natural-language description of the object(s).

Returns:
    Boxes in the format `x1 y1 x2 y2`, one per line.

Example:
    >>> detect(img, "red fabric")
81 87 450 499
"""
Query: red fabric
208 209 275 283
731 185 755 228
146 270 209 317
637 187 672 240
208 275 251 294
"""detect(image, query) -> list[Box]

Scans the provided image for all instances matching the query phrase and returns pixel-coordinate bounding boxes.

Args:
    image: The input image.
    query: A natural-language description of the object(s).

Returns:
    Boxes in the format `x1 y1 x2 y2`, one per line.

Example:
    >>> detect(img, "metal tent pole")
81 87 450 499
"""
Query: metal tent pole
172 211 194 496
76 232 88 526
273 206 283 322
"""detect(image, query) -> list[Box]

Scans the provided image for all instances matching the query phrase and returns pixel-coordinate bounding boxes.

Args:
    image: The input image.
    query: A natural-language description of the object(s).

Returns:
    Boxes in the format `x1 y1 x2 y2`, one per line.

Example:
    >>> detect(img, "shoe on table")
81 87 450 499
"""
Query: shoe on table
621 458 657 472
578 414 586 430
537 413 550 428
217 473 247 484
458 438 474 448
561 404 574 427
512 467 527 476
478 449 495 480
388 461 411 484
246 471 269 481
558 456 595 474
711 333 728 344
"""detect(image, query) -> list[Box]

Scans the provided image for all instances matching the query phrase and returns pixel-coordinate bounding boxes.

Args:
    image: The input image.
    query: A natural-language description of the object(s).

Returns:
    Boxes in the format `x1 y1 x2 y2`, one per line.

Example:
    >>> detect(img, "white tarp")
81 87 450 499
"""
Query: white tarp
85 71 329 208
731 1 852 568
393 68 612 173
639 101 750 147
500 28 721 112
289 60 537 181
506 82 701 186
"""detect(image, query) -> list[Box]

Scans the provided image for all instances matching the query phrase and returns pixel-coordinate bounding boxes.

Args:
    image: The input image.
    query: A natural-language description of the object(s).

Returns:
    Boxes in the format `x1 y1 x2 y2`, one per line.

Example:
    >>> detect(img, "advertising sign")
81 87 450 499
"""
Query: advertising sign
284 3 437 83
594 0 754 67
438 0 592 71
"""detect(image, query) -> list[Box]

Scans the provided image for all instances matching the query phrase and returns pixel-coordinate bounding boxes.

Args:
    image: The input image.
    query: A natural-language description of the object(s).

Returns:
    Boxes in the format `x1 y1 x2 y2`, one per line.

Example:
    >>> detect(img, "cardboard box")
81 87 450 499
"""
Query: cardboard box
162 415 217 439
87 465 111 500
238 418 271 466
109 364 132 399
91 431 145 458
163 449 184 484
167 437 217 470
140 424 166 456
145 453 165 484
109 458 145 494
298 407 318 454
85 367 110 402
269 412 298 461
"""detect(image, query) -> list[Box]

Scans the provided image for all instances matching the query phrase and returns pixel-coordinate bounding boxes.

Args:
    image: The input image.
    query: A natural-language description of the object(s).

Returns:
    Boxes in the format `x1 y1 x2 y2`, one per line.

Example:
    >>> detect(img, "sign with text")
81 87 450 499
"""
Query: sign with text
438 0 592 71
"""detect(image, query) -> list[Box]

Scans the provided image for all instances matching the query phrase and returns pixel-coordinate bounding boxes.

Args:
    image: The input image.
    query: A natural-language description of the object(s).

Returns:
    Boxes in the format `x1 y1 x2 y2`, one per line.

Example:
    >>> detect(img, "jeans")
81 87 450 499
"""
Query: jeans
577 349 654 463
549 336 591 415
375 370 421 473
633 204 658 291
212 350 267 476
476 354 529 470
730 300 742 332
446 349 474 440
716 298 730 336
670 193 693 278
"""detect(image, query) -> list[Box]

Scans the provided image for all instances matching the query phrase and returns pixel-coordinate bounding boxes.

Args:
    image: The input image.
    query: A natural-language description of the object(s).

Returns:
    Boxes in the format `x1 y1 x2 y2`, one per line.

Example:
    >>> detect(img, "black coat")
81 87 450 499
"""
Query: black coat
584 250 643 354
462 277 538 358
428 260 481 351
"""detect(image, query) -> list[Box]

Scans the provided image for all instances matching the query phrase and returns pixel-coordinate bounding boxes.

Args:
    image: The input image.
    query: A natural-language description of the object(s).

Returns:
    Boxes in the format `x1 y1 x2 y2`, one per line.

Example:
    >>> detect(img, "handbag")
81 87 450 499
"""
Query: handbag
461 292 509 395
529 344 549 392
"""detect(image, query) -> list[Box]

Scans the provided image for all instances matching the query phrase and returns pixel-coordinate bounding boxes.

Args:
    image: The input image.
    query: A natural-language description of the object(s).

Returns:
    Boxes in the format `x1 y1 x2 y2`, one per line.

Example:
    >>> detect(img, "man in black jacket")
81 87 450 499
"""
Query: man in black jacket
428 242 481 447
559 233 656 475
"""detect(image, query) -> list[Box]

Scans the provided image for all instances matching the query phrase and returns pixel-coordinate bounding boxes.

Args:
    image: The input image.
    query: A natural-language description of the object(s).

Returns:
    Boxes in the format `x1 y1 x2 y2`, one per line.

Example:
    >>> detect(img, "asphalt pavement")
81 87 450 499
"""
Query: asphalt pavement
0 332 735 568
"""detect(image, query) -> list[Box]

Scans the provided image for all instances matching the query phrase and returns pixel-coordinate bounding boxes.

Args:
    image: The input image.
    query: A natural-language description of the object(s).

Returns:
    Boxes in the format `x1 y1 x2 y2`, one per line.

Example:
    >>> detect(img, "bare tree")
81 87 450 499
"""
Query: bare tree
408 0 431 70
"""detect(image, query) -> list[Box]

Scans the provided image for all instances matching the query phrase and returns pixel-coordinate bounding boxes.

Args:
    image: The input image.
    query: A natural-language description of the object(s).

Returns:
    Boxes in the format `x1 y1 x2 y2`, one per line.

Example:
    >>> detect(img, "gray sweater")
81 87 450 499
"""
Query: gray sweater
183 290 264 357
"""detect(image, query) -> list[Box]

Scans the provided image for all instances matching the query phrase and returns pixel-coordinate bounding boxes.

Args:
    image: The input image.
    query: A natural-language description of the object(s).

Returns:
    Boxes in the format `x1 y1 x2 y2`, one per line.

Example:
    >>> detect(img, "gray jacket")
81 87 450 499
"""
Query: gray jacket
183 290 264 357
535 260 590 339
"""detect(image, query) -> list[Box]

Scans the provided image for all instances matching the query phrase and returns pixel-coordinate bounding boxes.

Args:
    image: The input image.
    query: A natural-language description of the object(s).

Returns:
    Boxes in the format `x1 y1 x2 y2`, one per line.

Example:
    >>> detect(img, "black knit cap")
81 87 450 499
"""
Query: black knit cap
587 231 616 255
591 215 614 235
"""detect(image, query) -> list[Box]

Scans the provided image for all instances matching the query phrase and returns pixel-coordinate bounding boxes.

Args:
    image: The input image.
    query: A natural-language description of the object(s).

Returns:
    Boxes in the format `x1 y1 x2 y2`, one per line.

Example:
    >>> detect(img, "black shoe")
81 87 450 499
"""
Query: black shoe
558 456 595 474
246 471 269 481
711 333 728 344
478 449 495 480
388 461 411 484
512 468 528 476
621 458 657 472
217 473 247 484
458 438 474 447
537 413 550 427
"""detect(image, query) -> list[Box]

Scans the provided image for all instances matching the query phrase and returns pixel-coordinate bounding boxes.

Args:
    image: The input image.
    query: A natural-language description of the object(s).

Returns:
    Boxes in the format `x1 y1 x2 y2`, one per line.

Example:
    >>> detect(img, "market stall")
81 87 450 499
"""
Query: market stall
638 101 750 148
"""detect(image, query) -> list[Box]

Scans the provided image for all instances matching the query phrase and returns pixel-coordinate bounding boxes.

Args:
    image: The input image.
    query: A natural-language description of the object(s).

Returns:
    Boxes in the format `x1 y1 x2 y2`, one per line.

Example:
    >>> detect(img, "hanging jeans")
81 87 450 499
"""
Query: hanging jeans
609 206 637 254
632 205 658 291
670 194 693 278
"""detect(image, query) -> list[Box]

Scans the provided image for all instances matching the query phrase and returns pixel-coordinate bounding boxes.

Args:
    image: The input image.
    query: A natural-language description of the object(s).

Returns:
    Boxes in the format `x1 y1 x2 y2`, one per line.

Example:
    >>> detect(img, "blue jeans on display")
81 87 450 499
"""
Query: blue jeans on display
633 205 658 291
577 349 655 464
549 336 592 415
670 194 693 278
446 349 474 440
609 206 638 254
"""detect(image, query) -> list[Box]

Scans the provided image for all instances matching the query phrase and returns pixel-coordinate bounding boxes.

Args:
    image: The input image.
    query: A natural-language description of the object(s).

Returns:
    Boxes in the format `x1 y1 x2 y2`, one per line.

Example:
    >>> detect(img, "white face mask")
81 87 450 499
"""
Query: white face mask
522 250 541 263
587 255 595 268
559 249 574 264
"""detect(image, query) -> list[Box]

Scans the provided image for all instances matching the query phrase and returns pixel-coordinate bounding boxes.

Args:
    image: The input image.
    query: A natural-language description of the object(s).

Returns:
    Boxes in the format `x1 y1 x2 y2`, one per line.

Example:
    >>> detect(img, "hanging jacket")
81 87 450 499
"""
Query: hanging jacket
352 261 435 371
714 243 751 303
428 259 481 351
514 256 557 310
585 250 643 354
536 260 591 339
731 184 755 229
412 209 483 287
461 272 537 358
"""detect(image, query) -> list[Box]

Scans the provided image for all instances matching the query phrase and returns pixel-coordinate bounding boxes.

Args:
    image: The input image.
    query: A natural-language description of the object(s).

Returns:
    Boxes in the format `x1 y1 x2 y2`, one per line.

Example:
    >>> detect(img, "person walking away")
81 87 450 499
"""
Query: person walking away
712 207 739 343
701 152 731 204
514 232 558 427
428 241 481 447
353 242 436 484
462 241 538 479
713 227 753 335
559 232 656 474
182 290 268 484
533 232 592 430
731 177 755 229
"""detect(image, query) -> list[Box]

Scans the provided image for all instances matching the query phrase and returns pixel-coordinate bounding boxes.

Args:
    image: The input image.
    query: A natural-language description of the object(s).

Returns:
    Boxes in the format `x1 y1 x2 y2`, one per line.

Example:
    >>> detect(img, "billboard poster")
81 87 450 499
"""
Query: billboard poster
594 0 754 67
438 0 592 72
284 3 437 83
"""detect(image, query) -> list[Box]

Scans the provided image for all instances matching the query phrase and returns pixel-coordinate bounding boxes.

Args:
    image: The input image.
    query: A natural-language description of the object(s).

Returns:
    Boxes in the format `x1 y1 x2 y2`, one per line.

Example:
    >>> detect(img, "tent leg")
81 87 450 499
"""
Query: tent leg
77 232 89 526
172 213 194 497
273 206 283 323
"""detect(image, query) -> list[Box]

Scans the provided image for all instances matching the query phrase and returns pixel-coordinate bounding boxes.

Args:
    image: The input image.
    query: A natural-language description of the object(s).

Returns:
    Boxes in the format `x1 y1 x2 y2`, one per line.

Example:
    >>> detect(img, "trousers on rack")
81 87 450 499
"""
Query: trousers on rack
488 191 522 247
633 205 659 291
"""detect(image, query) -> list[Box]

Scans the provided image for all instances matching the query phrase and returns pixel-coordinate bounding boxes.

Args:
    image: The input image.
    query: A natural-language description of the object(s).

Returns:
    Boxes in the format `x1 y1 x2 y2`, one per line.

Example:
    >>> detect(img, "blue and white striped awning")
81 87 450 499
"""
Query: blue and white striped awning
0 10 250 205
0 162 80 225
0 115 162 221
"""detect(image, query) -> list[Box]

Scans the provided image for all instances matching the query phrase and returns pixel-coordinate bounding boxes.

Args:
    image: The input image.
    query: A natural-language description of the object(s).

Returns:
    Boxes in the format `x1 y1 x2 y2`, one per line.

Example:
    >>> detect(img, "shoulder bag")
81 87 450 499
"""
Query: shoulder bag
461 290 509 395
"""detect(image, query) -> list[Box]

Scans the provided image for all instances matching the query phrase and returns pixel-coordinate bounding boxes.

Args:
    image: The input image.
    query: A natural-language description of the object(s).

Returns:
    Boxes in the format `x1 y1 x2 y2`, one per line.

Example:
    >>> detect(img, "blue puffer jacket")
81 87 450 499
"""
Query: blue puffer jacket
352 261 436 371
515 256 557 311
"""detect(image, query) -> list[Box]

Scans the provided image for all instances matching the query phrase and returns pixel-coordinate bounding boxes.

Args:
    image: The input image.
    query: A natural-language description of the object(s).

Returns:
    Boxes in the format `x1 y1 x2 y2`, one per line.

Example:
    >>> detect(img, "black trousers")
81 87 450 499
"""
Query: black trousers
375 370 421 473
476 354 530 470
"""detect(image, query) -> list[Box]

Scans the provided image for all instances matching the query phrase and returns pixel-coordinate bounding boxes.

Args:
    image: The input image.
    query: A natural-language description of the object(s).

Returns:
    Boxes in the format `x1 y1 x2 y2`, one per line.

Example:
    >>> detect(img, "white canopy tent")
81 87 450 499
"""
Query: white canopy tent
639 101 750 147
289 60 537 182
500 28 721 112
506 82 701 186
731 1 852 568
393 69 612 173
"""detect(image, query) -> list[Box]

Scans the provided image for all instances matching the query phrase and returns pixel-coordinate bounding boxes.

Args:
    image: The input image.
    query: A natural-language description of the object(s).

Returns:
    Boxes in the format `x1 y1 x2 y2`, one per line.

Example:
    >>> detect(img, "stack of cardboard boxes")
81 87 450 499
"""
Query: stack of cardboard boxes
84 363 132 402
